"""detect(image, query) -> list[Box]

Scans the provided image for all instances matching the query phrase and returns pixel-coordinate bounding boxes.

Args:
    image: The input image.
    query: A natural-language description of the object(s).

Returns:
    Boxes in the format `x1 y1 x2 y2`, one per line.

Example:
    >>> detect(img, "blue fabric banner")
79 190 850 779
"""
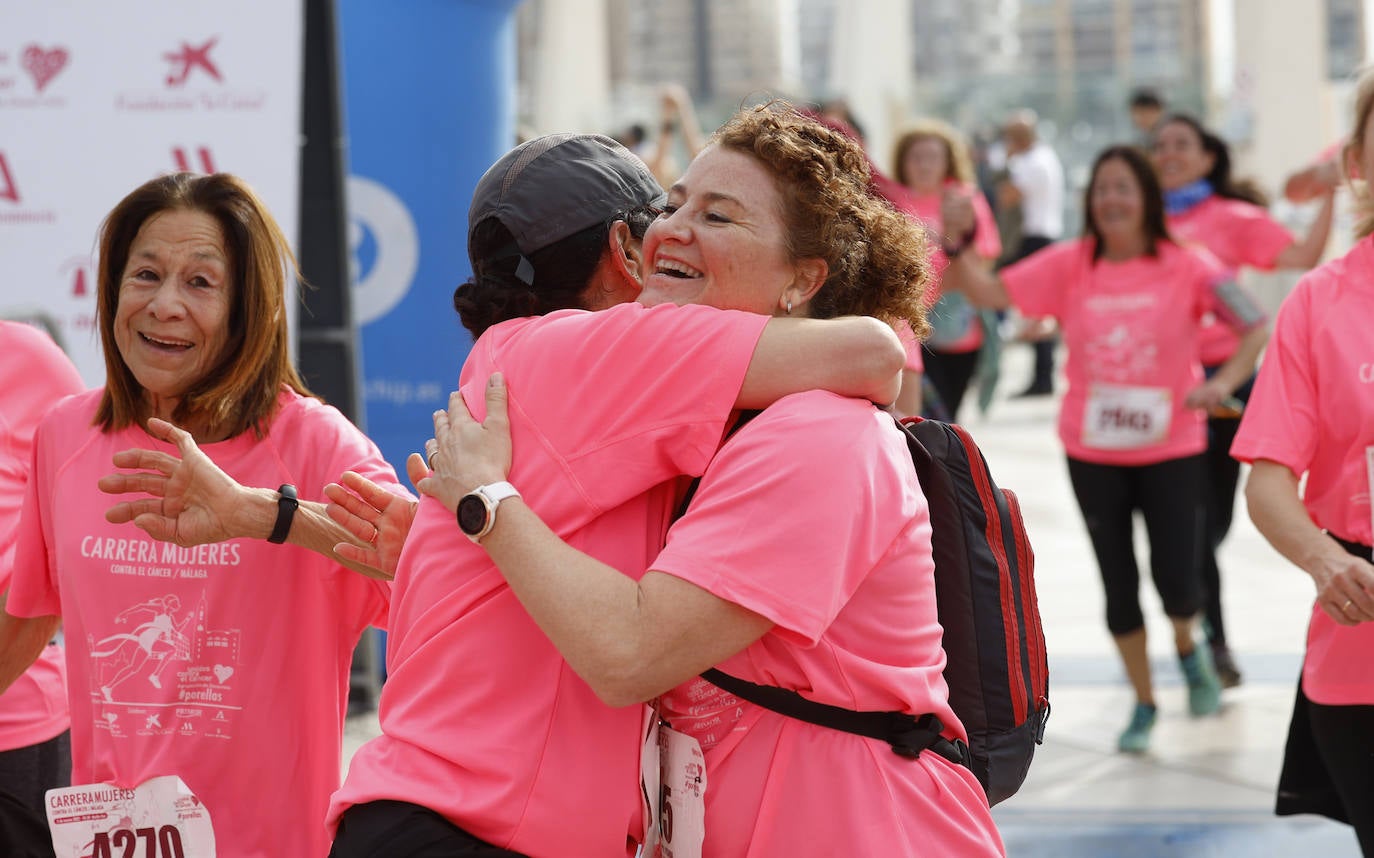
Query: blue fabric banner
339 0 520 476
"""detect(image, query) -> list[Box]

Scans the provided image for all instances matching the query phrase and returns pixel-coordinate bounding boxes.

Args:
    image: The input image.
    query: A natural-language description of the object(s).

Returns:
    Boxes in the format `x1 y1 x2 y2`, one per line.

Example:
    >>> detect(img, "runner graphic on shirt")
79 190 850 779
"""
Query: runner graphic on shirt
91 595 193 701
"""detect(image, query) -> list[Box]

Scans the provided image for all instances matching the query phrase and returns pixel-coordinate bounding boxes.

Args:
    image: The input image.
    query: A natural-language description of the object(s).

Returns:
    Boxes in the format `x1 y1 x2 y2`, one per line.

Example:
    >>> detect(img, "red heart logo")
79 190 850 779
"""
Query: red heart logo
21 44 69 93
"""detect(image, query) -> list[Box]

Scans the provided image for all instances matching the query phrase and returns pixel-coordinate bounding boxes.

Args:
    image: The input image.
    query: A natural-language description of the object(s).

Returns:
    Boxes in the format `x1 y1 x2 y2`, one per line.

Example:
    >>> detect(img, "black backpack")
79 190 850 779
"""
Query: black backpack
684 413 1049 806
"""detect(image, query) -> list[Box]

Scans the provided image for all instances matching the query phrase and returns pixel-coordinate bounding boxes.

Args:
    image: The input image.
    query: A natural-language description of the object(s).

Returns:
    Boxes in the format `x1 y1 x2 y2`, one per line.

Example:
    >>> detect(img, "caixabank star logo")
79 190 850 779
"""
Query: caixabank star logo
117 35 265 113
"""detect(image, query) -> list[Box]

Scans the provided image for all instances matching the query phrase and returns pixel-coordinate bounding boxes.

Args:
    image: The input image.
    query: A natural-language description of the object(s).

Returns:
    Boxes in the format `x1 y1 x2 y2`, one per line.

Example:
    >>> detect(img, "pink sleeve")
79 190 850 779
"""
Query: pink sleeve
895 321 924 371
999 241 1075 319
1230 283 1317 473
8 420 61 618
1189 246 1268 330
464 303 770 499
651 394 909 644
1225 205 1294 271
280 400 405 628
971 190 1002 261
0 323 84 582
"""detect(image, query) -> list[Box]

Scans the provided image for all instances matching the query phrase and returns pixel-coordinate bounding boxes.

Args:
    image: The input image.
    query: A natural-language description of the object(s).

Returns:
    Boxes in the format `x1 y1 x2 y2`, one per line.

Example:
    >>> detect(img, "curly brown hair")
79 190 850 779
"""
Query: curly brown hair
713 102 931 339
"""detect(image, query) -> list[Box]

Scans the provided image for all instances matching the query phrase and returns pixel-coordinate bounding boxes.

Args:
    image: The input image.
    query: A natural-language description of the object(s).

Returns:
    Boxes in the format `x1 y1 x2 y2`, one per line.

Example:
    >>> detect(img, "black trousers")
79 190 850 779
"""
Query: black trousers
1066 454 1206 634
1199 368 1256 646
330 801 528 858
0 729 70 814
922 347 980 421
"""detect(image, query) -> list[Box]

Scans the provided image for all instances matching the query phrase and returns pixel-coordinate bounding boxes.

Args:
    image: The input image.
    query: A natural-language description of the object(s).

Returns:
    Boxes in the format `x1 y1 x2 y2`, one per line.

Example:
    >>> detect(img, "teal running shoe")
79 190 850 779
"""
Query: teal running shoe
1118 702 1158 753
1180 646 1222 716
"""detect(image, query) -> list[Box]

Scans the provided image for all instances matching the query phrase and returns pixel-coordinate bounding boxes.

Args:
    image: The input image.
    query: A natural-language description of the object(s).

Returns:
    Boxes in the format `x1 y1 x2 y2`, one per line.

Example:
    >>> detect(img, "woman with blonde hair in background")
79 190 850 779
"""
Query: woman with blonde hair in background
892 119 1003 420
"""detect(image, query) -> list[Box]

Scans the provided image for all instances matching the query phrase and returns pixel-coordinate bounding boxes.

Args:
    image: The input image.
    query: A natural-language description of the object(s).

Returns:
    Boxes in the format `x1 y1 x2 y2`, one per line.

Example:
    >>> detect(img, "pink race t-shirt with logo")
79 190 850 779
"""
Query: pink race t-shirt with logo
655 391 1004 858
330 302 770 858
8 389 399 858
912 183 1003 353
1168 196 1292 366
0 321 83 752
1231 236 1374 706
1000 238 1262 466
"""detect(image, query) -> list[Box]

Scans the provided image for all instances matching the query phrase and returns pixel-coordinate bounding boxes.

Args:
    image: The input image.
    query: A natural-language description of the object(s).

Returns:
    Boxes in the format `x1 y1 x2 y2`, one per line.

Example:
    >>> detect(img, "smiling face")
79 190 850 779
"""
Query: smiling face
637 145 804 315
901 136 950 195
113 208 234 419
1151 120 1213 190
1089 156 1147 245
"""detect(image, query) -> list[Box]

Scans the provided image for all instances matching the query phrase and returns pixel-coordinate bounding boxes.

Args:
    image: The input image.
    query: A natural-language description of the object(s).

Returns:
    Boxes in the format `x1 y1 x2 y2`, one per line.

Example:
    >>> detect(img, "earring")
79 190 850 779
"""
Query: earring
785 298 793 315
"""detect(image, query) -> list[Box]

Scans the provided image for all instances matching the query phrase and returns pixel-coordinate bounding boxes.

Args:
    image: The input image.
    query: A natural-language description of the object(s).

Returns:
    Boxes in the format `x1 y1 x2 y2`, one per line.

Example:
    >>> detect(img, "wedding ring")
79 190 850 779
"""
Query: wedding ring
1342 599 1355 614
427 450 439 471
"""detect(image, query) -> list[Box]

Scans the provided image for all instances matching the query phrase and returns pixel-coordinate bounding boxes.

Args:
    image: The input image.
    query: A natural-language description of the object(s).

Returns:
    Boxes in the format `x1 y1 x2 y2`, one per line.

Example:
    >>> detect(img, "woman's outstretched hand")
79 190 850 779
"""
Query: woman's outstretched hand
417 374 514 514
99 418 243 546
324 472 418 577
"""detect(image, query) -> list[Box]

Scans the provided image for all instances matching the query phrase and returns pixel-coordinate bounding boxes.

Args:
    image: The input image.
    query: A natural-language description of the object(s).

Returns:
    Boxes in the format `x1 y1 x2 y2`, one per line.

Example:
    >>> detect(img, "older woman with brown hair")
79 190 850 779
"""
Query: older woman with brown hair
414 104 1005 857
0 172 406 857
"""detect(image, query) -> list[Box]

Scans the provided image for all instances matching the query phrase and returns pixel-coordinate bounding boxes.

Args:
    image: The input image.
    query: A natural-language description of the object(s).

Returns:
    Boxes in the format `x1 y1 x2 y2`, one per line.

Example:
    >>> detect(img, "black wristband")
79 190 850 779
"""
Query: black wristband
941 223 978 259
267 484 298 544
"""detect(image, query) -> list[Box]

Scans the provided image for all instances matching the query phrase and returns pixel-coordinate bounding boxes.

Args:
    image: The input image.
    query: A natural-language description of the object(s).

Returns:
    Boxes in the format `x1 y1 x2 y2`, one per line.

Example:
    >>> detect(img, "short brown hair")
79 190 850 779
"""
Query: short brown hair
713 103 931 339
95 172 311 437
891 119 975 188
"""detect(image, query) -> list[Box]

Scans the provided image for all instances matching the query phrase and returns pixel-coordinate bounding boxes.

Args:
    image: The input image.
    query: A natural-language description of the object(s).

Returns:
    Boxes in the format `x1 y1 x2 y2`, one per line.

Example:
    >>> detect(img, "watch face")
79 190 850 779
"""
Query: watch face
457 493 489 535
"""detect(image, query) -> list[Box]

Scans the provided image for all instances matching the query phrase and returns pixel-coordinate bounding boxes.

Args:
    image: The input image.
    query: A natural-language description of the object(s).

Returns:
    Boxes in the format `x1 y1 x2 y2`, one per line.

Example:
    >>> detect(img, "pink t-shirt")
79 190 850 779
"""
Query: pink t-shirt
8 388 398 858
895 320 925 372
912 183 1003 354
0 321 83 751
330 302 770 858
655 391 1004 857
1000 238 1259 466
1168 196 1292 366
1231 236 1374 705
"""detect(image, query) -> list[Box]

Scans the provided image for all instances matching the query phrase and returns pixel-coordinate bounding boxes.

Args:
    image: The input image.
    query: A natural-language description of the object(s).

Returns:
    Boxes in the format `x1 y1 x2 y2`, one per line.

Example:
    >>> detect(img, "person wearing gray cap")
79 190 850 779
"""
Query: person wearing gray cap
315 132 909 856
342 108 1004 856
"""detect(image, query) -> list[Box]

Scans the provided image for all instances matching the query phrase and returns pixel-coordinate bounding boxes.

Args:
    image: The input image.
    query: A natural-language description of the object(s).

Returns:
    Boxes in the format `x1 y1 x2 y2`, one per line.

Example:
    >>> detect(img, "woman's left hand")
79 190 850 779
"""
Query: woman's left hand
324 471 417 577
416 374 514 514
1184 378 1229 411
99 418 244 545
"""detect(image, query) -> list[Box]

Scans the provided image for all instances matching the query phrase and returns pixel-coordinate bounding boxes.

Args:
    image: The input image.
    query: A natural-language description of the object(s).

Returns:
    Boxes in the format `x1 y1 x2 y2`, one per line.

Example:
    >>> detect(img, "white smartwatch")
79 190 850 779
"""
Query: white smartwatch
455 481 521 543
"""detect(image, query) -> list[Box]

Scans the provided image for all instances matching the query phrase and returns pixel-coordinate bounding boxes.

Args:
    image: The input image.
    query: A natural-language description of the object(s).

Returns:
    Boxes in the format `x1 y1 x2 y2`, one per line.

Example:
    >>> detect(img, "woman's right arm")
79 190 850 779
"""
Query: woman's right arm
0 596 59 694
940 191 1013 310
741 315 905 407
1245 459 1374 625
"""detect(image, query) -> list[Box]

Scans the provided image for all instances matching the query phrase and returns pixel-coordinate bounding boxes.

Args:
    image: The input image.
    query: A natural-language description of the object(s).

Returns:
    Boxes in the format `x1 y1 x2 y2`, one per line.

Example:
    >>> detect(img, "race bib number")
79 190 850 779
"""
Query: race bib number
654 726 707 858
47 776 215 858
1082 384 1172 450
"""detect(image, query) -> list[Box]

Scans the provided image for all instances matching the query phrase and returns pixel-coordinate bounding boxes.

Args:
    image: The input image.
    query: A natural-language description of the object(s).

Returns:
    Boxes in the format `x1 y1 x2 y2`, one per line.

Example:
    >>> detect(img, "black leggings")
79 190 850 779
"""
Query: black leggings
330 800 527 858
0 730 70 814
1067 454 1206 635
922 347 980 420
1199 368 1256 646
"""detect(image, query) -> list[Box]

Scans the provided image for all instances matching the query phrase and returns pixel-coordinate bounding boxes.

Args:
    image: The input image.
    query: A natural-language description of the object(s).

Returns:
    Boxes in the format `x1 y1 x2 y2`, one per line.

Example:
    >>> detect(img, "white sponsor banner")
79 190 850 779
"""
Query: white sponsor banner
0 1 303 384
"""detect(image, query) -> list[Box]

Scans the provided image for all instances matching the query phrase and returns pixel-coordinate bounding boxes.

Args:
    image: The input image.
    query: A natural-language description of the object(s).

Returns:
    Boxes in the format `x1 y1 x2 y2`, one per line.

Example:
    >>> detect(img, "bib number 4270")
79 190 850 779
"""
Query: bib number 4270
90 826 185 858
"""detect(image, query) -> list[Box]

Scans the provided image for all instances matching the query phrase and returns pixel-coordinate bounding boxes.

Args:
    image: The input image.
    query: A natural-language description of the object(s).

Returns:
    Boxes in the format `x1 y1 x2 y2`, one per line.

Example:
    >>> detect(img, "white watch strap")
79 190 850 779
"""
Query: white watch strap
477 481 520 504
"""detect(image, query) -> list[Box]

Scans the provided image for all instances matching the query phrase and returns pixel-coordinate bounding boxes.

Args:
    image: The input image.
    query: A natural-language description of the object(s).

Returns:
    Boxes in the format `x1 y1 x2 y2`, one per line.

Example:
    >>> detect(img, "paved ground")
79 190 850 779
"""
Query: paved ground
342 344 1363 856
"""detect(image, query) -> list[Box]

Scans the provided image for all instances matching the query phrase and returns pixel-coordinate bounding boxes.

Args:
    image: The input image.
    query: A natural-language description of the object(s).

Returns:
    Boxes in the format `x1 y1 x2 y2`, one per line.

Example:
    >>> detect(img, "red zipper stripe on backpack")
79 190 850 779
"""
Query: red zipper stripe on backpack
953 424 1029 725
1004 489 1047 705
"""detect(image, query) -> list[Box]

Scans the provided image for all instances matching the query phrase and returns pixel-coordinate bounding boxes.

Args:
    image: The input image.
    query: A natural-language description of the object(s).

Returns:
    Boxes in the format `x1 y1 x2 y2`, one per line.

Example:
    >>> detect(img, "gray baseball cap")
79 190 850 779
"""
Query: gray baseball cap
468 133 666 276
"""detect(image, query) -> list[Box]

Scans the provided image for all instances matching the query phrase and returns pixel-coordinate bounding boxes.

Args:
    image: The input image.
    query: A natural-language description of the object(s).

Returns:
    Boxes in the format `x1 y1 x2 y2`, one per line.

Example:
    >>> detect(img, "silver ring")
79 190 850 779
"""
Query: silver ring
427 449 439 471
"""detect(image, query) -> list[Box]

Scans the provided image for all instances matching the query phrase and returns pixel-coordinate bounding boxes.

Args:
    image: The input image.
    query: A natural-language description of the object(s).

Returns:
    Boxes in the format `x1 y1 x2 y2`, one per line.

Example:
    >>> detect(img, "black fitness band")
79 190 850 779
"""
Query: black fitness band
267 484 298 544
